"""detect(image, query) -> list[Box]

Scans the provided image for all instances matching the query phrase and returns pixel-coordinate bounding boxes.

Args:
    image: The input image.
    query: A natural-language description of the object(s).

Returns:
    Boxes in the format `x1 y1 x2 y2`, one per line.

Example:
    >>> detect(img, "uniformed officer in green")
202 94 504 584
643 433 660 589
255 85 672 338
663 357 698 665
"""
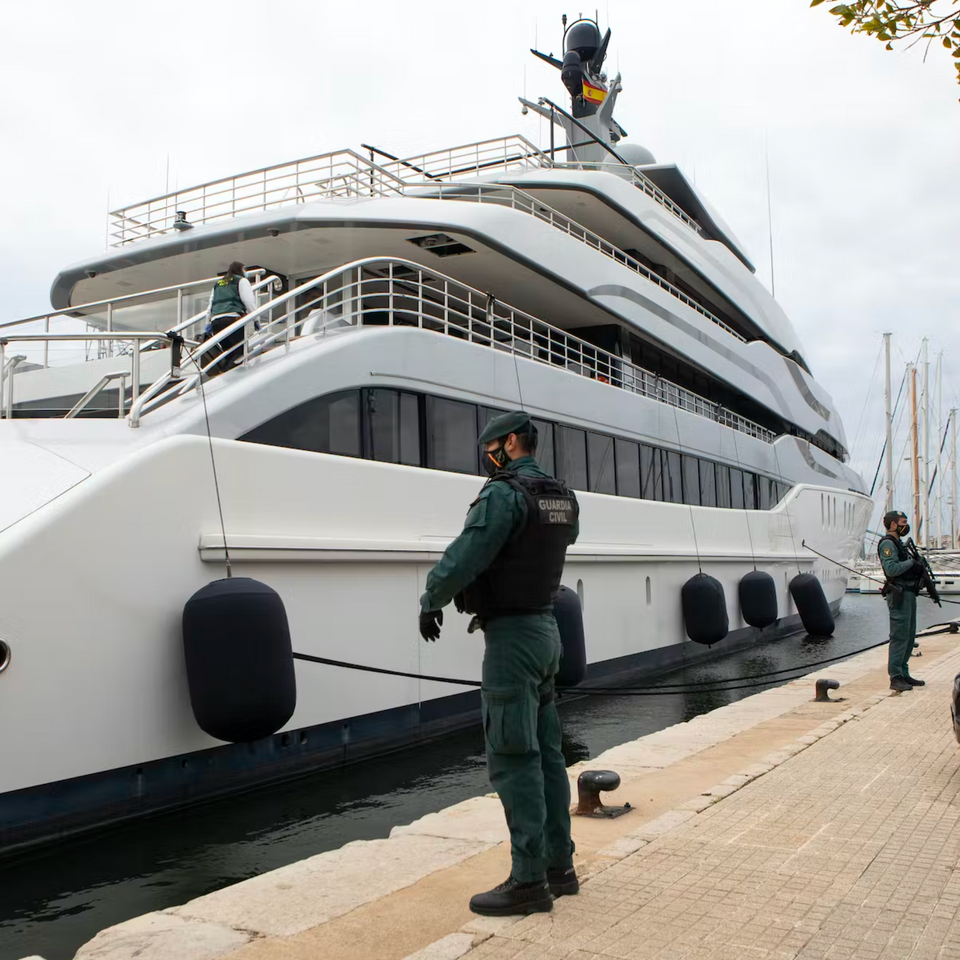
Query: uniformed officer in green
878 510 925 692
418 411 580 916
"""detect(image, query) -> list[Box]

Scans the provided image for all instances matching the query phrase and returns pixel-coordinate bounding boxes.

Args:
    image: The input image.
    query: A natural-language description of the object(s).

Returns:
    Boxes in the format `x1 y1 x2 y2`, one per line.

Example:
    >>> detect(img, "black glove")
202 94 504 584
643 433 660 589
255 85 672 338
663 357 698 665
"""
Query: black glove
419 608 443 642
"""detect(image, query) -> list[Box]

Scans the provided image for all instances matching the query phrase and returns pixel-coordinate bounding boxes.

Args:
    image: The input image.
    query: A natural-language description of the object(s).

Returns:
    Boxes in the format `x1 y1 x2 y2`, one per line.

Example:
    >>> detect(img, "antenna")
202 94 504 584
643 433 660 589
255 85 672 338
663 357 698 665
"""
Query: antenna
765 140 776 298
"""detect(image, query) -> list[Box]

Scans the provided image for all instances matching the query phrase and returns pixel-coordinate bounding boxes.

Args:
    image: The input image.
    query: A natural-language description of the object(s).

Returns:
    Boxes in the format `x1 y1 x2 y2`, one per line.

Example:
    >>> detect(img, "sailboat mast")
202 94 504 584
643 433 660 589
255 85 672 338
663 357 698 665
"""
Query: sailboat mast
936 351 943 548
884 333 893 514
922 338 930 547
952 408 958 550
911 364 920 530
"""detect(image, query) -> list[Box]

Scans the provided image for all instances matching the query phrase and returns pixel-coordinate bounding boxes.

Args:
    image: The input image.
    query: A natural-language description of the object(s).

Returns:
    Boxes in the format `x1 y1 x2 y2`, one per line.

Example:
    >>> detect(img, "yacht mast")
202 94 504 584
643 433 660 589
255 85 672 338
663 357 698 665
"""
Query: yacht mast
952 408 958 550
911 364 920 530
936 351 943 548
922 338 930 547
884 332 893 514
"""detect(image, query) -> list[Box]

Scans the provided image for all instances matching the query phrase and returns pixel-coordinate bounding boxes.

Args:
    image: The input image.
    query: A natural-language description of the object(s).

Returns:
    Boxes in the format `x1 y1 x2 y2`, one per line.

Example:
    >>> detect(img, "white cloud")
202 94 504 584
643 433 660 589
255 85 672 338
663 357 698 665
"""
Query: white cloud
2 0 958 528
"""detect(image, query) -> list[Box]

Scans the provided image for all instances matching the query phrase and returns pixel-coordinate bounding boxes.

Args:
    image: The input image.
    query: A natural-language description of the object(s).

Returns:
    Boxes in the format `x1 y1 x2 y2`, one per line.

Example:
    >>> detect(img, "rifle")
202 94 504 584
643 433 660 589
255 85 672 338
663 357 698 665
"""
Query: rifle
906 538 941 606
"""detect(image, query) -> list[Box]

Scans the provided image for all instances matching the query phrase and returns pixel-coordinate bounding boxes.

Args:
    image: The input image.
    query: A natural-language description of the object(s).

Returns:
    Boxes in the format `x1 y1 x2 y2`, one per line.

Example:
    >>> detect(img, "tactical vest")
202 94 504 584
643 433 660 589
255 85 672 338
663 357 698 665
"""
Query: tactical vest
878 534 920 591
210 276 246 319
461 472 578 621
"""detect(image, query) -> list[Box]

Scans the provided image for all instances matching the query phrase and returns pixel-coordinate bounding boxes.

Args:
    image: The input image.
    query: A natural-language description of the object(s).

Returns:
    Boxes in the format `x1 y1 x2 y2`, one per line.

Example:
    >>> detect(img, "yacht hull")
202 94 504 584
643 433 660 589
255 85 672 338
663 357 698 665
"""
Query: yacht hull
0 435 869 853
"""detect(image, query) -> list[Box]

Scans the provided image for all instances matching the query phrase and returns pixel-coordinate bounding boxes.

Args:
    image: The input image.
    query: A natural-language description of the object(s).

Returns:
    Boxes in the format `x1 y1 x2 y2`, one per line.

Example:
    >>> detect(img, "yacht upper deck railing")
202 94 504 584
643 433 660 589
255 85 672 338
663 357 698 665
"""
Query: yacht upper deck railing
126 256 773 441
108 134 701 246
417 183 745 343
0 270 282 369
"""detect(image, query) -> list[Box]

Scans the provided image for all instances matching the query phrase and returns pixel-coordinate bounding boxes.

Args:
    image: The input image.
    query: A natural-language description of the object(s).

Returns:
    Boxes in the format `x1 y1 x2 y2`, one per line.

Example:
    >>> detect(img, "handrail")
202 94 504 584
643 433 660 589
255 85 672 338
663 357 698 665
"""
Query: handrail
107 134 703 248
0 332 172 420
65 371 129 419
0 276 221 332
109 150 409 244
418 183 745 342
127 256 774 442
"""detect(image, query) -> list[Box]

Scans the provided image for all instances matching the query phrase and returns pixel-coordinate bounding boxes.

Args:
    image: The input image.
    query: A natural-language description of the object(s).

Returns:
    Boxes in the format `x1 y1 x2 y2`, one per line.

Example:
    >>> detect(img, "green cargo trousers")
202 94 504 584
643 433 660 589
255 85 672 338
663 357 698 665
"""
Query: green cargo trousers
886 589 917 679
481 612 574 883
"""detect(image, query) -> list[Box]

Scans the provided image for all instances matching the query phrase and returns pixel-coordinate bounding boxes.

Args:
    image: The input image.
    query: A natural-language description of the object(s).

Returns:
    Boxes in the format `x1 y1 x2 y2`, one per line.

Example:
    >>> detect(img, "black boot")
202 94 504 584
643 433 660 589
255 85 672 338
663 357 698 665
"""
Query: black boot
469 876 553 916
890 676 913 692
905 676 926 686
547 865 579 897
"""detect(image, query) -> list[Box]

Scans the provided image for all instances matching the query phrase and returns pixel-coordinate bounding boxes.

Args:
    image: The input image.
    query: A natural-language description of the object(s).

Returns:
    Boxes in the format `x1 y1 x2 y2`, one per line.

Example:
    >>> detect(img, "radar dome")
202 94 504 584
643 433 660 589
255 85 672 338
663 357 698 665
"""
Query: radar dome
564 20 601 60
618 143 656 166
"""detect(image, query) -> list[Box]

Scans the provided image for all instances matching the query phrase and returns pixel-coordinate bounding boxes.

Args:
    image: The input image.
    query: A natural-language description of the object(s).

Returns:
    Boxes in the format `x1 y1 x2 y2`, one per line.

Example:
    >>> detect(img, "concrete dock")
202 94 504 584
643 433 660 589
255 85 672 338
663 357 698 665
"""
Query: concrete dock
45 628 960 960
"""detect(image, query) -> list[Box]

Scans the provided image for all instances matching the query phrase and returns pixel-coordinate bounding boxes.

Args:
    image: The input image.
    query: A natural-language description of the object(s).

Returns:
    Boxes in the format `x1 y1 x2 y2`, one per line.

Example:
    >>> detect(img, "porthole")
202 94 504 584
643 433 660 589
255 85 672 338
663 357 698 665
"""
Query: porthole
577 579 584 610
645 576 652 605
0 640 10 674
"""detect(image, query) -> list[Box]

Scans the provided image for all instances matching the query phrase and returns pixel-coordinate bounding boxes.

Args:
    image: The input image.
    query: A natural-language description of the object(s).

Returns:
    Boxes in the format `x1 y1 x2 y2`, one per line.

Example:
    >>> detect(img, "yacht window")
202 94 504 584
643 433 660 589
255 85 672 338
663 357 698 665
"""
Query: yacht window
557 426 588 491
715 463 732 508
426 397 478 474
743 472 756 510
365 389 421 466
699 460 717 508
757 476 771 510
777 481 789 503
640 445 663 501
587 432 616 495
400 393 422 466
240 389 361 456
615 439 641 498
533 419 555 475
682 456 701 506
664 451 683 504
730 468 745 509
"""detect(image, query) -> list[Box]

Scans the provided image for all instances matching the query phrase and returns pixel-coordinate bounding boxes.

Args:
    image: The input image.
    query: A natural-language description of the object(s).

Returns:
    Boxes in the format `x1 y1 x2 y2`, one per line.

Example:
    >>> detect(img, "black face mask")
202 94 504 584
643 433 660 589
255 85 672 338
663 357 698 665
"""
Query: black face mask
898 523 910 537
483 443 508 476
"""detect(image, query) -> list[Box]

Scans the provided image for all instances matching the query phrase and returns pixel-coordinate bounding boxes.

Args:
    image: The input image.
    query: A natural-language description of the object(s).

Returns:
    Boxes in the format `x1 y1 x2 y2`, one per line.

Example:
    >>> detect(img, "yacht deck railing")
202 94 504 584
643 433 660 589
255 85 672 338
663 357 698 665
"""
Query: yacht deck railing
108 134 701 246
125 256 773 441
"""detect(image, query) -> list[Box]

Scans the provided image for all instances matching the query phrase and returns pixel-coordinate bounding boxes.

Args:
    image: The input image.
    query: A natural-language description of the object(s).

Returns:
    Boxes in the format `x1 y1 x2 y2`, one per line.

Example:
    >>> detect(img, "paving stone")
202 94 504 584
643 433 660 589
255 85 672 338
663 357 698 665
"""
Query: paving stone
402 933 477 959
391 796 510 845
73 913 250 960
175 834 491 937
454 644 960 960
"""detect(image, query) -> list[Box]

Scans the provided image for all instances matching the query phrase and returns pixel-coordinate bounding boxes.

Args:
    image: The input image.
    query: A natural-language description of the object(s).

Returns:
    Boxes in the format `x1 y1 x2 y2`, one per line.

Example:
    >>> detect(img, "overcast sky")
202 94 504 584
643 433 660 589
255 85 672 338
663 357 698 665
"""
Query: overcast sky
2 0 958 525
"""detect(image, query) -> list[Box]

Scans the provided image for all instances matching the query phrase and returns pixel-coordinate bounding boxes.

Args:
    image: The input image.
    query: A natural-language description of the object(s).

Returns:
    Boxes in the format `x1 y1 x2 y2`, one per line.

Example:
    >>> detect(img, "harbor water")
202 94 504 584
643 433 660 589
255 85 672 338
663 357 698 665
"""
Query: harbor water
0 594 950 960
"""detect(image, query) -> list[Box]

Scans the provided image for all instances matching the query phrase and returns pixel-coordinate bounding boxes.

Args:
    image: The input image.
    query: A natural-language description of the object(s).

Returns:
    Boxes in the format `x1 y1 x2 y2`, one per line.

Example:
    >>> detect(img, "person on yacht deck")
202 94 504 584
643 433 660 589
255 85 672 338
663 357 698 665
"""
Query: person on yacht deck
204 261 256 375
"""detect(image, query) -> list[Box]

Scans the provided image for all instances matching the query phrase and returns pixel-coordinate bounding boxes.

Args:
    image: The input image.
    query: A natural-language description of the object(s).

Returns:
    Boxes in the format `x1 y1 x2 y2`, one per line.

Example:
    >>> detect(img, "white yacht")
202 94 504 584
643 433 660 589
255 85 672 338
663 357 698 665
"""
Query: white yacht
0 19 871 852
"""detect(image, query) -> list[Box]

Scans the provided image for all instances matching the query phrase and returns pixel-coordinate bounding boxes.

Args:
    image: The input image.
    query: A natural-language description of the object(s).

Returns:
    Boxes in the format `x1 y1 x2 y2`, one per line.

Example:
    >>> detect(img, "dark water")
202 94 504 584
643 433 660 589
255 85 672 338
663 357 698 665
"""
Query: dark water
0 595 950 960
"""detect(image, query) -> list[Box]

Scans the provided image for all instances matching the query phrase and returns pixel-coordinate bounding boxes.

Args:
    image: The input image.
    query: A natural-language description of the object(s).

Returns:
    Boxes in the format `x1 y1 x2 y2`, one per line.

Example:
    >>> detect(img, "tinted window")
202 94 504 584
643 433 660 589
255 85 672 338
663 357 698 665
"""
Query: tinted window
758 476 773 510
365 389 421 465
615 439 641 498
777 481 789 504
587 432 616 494
699 459 717 507
427 397 478 474
716 463 731 508
743 471 756 510
557 426 588 490
532 418 555 475
400 393 421 465
640 445 663 501
730 467 745 509
682 456 700 506
664 451 683 504
241 389 361 456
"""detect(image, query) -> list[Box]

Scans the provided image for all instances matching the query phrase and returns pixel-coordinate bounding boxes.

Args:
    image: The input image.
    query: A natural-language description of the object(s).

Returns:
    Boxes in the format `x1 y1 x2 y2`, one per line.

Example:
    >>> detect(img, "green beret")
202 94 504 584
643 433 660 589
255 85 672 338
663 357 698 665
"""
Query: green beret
478 410 535 445
883 510 907 527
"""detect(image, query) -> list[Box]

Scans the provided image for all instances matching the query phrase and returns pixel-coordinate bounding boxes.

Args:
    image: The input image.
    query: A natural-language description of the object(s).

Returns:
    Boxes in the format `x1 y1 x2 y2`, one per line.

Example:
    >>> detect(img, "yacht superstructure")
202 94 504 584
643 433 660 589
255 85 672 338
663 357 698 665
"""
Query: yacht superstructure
0 19 870 851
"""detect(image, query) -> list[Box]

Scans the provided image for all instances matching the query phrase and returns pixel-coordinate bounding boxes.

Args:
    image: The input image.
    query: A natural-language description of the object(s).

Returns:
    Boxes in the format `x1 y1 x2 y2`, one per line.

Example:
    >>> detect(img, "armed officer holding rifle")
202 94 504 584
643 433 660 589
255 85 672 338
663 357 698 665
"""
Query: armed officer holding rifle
878 509 926 693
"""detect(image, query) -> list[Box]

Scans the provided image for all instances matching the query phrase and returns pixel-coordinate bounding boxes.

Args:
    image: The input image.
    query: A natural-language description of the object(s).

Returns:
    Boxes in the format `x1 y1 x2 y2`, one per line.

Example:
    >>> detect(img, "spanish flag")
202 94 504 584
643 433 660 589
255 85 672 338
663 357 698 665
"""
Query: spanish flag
582 79 607 105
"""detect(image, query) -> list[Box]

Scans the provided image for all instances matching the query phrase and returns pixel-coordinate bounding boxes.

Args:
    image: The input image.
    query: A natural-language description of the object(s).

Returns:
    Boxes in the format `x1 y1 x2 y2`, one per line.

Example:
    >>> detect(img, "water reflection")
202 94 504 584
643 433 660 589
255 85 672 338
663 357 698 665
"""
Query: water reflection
0 596 944 960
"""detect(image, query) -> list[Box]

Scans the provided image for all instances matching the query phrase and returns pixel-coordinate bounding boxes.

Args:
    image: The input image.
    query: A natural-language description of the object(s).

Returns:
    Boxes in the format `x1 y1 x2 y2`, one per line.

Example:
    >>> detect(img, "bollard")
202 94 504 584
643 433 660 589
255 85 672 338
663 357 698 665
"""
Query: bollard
814 678 843 703
575 769 632 818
